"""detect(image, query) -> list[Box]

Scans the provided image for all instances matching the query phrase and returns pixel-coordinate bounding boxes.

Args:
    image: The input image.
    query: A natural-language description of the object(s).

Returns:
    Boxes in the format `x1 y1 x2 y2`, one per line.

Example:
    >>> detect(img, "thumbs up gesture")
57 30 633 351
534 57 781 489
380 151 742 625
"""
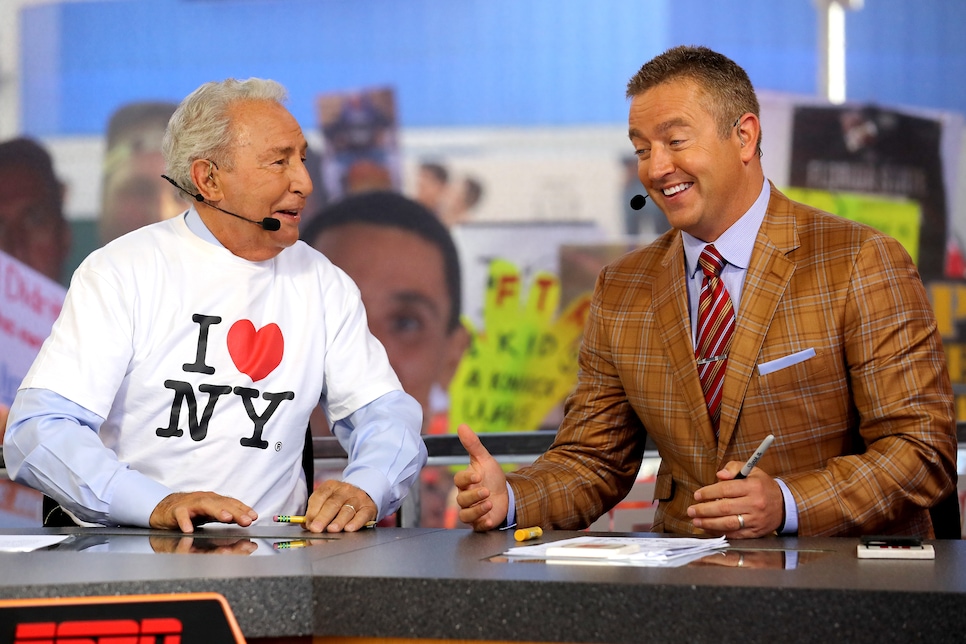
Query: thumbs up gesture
453 423 510 531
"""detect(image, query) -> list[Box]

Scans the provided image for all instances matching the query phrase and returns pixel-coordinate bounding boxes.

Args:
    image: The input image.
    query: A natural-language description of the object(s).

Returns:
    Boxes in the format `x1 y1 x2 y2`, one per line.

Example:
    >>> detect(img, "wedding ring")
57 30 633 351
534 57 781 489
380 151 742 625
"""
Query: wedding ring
737 513 744 529
343 504 356 513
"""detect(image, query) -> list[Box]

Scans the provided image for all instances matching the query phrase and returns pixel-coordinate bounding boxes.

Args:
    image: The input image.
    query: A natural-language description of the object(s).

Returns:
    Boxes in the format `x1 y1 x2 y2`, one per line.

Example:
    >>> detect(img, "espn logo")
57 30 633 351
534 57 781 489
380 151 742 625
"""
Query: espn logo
14 617 183 643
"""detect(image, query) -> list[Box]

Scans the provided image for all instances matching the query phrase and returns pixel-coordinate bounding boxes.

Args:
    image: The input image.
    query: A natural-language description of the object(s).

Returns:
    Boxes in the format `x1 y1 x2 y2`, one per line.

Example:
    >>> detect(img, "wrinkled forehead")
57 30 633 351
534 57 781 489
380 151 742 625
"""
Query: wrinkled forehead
227 100 306 157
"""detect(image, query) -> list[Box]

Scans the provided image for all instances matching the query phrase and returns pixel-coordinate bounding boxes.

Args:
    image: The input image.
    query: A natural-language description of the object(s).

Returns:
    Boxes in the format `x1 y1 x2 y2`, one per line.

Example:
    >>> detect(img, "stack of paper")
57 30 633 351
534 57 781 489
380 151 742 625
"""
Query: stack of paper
504 535 729 567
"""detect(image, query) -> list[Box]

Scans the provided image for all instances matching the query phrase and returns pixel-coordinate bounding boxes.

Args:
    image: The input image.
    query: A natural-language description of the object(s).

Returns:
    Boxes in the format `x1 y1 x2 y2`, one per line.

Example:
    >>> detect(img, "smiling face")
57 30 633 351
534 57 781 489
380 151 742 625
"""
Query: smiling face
628 79 761 242
199 99 312 260
311 222 468 419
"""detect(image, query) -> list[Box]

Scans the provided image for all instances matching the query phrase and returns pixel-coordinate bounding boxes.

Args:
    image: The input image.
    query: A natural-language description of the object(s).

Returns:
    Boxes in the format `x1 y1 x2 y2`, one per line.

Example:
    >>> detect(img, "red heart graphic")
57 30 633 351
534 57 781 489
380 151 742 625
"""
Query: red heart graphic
227 320 284 382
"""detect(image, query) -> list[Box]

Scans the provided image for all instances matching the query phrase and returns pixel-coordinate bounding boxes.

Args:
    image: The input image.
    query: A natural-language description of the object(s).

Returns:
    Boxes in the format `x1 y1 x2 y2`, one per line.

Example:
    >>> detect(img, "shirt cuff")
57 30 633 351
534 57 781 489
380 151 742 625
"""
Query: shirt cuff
776 478 799 534
108 469 175 528
505 482 517 527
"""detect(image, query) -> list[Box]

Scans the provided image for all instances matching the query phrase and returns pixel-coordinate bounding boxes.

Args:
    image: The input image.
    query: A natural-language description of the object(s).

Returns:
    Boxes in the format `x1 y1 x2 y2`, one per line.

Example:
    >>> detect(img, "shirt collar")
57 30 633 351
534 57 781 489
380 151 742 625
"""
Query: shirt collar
184 205 224 248
684 177 770 278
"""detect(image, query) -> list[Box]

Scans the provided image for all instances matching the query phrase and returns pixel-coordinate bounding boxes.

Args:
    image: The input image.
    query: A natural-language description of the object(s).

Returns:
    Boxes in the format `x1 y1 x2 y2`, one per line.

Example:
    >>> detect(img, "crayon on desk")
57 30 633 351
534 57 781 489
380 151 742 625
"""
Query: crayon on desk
514 527 543 542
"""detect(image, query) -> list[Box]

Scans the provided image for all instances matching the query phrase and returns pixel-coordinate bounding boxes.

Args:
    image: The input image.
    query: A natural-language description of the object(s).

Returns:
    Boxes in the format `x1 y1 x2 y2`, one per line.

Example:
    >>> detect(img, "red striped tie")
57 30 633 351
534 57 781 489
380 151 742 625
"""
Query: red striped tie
695 244 735 434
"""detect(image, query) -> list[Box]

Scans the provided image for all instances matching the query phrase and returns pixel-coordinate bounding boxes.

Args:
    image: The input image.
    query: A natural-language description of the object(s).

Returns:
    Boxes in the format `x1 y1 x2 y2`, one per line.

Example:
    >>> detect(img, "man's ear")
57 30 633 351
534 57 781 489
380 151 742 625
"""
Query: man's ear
735 113 761 163
189 159 221 201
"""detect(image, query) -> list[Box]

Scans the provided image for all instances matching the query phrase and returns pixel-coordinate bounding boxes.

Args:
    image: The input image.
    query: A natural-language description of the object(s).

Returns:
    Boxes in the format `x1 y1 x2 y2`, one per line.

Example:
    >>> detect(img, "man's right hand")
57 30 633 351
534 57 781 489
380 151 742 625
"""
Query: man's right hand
454 424 509 531
149 491 258 533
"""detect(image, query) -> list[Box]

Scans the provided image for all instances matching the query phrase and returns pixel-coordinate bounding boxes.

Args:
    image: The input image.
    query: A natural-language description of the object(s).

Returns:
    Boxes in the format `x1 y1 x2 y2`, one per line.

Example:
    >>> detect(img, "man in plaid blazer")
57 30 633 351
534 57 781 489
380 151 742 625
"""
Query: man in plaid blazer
455 46 957 538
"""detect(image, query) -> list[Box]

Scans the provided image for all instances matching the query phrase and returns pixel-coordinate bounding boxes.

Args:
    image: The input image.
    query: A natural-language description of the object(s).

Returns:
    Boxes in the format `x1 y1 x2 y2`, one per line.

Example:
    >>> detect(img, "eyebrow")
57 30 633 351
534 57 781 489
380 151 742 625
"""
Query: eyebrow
629 117 692 140
261 142 308 160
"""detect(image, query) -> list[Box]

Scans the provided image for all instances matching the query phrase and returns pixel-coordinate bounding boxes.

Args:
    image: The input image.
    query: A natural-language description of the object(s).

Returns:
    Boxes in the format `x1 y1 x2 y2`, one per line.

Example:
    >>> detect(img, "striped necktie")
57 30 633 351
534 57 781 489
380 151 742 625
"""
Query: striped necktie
695 244 735 433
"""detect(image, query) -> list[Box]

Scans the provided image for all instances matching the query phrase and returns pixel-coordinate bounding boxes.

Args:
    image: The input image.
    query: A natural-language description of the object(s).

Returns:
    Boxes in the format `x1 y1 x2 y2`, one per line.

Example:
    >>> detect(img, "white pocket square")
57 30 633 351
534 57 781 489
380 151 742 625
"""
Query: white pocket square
757 348 816 376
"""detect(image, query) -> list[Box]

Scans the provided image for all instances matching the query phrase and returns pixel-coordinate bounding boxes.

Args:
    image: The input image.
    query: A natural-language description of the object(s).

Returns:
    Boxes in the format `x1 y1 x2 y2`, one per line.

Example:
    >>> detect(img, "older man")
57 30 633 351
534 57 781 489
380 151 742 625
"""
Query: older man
5 78 425 533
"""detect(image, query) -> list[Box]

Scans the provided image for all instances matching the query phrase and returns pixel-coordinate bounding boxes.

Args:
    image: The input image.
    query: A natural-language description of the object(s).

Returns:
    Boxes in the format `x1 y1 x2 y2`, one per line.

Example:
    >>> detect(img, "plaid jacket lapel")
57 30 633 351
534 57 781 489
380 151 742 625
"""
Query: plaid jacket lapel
717 184 799 455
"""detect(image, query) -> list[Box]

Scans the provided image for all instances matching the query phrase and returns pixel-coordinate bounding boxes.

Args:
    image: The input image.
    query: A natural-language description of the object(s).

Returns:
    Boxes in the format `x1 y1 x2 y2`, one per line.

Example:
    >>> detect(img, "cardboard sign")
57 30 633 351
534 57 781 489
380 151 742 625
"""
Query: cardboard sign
448 259 591 433
0 250 65 407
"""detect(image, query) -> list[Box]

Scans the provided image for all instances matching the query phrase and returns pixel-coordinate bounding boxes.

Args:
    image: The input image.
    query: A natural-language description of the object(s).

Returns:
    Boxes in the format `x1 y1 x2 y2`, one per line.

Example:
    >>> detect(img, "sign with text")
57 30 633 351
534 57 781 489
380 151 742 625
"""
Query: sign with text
0 250 65 407
448 259 591 433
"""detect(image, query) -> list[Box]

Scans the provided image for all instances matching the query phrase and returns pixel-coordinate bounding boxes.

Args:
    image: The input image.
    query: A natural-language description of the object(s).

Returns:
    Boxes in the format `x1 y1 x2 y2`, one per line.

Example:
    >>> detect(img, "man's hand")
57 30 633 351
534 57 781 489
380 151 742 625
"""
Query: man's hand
305 481 376 533
149 491 258 533
454 424 509 531
686 462 785 538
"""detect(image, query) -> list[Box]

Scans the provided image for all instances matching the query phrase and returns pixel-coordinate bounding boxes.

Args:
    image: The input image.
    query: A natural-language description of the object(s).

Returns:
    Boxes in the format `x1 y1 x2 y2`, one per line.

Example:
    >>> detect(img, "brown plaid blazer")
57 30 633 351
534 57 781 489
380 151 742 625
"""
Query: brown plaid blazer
508 184 958 537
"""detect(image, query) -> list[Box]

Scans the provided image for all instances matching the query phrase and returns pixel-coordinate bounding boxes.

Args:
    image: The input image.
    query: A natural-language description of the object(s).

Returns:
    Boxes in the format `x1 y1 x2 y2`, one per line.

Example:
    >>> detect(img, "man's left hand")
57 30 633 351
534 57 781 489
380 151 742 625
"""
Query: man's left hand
305 480 377 533
687 463 784 538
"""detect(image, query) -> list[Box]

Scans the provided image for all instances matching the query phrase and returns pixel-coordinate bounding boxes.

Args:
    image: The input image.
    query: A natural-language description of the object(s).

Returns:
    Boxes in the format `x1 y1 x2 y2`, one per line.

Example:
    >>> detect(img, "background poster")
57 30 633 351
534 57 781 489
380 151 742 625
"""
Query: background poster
0 250 64 407
0 250 65 527
316 87 401 210
789 105 950 280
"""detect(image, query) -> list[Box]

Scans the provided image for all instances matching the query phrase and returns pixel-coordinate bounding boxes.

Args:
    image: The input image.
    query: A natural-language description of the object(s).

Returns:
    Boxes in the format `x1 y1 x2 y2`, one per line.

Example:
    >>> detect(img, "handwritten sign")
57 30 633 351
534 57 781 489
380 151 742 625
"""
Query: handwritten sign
448 259 591 433
0 250 65 406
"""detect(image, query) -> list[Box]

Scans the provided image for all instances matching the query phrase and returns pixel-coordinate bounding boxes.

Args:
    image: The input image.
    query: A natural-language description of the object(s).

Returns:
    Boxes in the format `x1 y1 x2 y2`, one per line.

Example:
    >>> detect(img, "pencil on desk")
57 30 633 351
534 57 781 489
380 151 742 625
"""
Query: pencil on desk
273 515 378 529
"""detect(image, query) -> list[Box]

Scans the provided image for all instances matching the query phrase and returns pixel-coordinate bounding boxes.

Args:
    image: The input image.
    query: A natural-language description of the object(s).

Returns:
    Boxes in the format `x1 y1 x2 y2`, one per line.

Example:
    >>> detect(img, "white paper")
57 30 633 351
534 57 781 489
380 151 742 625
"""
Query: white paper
0 534 71 552
505 535 728 567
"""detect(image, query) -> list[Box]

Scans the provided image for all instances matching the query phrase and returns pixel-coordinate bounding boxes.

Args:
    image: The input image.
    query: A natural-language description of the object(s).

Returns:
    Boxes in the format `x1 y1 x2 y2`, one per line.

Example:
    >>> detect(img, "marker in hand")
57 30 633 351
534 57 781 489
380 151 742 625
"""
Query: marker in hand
734 434 774 480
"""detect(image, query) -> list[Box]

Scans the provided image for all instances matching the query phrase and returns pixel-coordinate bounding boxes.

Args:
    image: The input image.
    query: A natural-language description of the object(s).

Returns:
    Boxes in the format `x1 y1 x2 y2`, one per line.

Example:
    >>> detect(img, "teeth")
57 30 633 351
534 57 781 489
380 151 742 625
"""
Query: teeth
663 183 692 196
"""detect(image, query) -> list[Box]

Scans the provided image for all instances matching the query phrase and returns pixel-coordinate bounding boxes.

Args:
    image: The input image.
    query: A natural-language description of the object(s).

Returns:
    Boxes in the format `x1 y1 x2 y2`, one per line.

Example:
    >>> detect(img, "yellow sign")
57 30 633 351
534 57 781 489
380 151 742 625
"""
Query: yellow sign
449 259 592 433
783 186 921 263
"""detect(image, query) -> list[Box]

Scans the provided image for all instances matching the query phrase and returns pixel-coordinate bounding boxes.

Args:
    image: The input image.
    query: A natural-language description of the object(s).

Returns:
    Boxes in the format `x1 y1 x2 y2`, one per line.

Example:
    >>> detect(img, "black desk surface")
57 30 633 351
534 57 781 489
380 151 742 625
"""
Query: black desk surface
1 527 965 643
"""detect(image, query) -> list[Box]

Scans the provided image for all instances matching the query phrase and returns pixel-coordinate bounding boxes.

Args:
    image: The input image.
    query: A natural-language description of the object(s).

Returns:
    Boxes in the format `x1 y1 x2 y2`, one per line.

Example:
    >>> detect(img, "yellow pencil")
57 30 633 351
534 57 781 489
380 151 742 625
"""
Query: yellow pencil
273 515 378 529
274 515 307 524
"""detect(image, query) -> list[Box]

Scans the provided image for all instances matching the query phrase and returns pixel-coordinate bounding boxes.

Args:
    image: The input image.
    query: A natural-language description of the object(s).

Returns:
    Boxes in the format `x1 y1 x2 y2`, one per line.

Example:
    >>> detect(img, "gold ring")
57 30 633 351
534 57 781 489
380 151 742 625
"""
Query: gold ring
737 513 744 529
343 503 356 513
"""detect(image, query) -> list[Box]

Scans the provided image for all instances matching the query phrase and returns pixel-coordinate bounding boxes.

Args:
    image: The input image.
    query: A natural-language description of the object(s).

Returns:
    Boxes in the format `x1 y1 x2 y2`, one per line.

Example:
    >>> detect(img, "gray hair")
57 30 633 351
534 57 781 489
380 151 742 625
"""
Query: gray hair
162 78 288 194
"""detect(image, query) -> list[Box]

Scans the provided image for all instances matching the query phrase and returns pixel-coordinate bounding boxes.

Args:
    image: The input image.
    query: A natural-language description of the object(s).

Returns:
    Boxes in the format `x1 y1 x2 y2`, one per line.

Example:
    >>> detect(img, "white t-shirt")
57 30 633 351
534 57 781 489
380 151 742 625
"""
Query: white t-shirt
20 212 402 523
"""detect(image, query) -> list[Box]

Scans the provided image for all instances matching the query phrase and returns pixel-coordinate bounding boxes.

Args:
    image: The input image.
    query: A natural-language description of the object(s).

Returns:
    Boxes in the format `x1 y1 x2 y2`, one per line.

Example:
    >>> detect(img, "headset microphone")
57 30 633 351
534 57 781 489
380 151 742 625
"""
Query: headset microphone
161 175 282 231
630 194 647 210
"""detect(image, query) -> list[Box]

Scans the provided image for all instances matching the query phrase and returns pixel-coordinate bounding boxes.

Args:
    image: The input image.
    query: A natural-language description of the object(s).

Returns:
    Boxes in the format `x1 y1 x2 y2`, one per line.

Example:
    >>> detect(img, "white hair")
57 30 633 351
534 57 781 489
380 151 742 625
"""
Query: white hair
162 78 288 194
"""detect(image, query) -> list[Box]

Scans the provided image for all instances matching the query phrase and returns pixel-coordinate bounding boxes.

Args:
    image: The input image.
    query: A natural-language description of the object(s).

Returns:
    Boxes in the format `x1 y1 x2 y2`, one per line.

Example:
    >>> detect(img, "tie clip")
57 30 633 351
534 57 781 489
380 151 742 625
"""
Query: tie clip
696 354 728 365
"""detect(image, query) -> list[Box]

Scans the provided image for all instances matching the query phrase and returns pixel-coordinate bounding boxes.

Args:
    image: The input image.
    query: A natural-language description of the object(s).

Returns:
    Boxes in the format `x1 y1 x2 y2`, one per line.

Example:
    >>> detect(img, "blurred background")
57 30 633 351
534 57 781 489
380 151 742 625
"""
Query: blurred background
3 0 966 530
1 0 964 280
